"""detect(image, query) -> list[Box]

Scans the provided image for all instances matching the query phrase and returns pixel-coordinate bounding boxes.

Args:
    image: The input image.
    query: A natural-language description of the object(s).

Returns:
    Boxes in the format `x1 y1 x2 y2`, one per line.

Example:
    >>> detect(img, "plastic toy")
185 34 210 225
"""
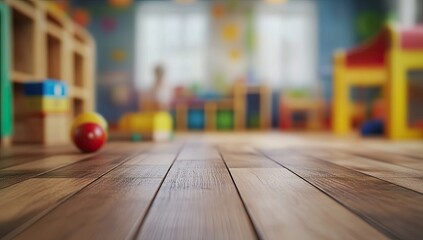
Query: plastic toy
217 110 234 130
188 109 205 130
361 119 385 136
119 111 173 142
333 24 423 139
71 112 108 137
72 123 106 153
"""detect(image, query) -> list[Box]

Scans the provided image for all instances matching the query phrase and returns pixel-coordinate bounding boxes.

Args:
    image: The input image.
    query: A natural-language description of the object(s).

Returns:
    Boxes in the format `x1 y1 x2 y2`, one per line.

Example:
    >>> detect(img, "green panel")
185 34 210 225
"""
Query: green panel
216 110 234 130
0 3 13 137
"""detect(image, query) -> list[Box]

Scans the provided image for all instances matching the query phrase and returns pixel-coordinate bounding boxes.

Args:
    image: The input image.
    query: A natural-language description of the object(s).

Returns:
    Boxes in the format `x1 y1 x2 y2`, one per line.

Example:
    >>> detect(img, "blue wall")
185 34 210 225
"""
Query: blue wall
317 0 390 100
72 1 139 123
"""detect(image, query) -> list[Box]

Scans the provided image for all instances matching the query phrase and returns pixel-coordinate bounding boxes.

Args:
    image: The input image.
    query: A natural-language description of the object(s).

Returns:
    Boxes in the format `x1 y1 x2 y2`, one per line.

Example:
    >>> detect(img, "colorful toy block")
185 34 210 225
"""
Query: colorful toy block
22 80 69 113
14 113 69 145
188 109 205 130
119 111 173 142
217 110 234 130
23 80 67 97
24 97 69 113
13 80 70 144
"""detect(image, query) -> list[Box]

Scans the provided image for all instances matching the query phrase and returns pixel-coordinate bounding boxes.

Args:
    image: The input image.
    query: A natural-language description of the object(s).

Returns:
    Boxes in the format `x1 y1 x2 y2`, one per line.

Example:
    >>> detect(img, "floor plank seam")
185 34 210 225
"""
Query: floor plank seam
0 154 99 190
349 152 423 173
309 154 423 196
1 149 146 240
255 148 399 240
217 147 262 240
128 143 185 240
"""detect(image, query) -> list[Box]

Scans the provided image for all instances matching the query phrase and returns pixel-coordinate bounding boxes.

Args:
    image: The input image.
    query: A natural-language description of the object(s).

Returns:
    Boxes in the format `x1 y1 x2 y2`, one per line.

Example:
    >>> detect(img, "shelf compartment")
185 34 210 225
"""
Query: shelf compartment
72 98 84 118
46 33 62 80
73 52 85 87
12 8 35 75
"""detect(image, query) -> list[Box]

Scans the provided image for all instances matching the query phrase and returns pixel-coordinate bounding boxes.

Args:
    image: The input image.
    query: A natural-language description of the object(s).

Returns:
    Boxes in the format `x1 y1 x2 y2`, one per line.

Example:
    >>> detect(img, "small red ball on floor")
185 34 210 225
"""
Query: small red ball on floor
72 123 106 153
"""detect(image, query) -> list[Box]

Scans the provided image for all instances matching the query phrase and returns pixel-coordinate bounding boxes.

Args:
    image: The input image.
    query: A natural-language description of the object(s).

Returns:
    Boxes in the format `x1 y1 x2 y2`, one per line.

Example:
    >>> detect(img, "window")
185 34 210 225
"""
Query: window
135 2 209 90
254 1 317 89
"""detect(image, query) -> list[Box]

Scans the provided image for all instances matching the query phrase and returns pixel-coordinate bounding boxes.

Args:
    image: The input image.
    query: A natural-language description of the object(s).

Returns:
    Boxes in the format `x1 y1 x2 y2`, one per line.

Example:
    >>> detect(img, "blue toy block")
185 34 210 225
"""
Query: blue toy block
188 109 205 130
361 119 385 136
23 80 68 97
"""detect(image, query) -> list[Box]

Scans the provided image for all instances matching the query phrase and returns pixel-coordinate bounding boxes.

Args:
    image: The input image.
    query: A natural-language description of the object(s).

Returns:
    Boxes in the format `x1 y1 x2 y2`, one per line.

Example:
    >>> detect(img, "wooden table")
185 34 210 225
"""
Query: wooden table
1 133 422 240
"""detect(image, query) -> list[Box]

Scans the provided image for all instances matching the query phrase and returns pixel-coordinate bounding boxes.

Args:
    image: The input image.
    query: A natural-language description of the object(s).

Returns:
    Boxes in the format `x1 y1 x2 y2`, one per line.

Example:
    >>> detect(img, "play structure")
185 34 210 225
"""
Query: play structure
0 0 95 146
170 84 270 132
119 112 173 142
333 24 423 140
279 90 325 131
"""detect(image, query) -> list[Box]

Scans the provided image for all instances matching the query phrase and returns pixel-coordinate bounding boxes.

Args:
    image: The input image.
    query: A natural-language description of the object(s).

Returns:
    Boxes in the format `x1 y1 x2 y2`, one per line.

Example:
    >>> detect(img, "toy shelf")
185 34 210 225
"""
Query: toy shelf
2 0 95 146
171 85 270 132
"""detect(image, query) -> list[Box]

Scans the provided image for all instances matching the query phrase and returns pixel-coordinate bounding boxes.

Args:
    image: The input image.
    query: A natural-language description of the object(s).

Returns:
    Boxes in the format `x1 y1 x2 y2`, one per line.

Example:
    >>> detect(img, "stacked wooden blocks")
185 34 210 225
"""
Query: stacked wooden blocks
14 80 69 145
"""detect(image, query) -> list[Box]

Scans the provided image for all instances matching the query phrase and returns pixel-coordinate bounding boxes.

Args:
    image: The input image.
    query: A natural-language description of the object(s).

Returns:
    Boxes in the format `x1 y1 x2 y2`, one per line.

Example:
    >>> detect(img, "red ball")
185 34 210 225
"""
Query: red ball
72 123 106 153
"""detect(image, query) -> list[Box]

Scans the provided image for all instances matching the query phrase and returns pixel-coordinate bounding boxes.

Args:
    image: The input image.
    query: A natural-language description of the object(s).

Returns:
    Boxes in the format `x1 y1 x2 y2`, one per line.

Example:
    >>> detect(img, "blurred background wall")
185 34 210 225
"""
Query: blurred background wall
68 0 420 124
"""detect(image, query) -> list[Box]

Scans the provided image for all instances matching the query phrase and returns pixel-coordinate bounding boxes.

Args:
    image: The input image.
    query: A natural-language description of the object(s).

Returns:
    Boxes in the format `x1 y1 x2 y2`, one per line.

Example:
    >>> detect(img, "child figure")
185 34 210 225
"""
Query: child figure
151 64 172 111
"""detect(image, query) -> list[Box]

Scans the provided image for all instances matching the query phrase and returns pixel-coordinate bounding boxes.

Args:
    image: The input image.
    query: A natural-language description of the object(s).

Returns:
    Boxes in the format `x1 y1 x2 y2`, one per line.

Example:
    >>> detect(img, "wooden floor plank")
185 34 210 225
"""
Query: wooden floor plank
0 178 93 238
0 142 144 189
230 168 387 240
0 155 95 189
0 148 142 239
306 149 423 193
263 149 423 240
349 149 423 172
221 150 386 240
136 145 257 240
12 152 179 240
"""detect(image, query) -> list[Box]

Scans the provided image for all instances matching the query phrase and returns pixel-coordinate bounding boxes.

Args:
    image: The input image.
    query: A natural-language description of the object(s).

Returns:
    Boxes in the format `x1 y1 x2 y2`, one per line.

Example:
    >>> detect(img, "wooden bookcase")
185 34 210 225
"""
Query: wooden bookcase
1 0 95 146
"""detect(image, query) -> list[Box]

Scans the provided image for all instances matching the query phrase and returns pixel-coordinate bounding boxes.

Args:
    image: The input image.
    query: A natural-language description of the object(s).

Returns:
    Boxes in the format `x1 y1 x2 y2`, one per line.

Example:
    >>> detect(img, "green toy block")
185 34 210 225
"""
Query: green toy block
131 133 142 142
217 110 234 130
0 3 12 139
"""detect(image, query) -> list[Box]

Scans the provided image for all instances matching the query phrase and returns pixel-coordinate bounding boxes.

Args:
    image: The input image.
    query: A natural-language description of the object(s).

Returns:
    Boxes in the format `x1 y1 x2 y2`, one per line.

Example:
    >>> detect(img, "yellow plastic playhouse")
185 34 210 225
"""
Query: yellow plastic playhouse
333 24 423 140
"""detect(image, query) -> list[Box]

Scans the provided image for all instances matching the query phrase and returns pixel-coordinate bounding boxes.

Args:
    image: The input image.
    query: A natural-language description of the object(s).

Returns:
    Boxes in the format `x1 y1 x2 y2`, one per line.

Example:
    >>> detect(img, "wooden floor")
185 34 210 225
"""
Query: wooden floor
1 133 422 240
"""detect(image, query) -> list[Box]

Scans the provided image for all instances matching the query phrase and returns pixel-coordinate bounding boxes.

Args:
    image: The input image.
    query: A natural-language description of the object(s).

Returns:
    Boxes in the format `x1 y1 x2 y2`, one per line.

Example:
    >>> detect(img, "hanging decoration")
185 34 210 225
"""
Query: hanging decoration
221 22 240 43
101 16 116 32
212 3 225 19
228 48 242 61
72 8 91 28
111 49 127 62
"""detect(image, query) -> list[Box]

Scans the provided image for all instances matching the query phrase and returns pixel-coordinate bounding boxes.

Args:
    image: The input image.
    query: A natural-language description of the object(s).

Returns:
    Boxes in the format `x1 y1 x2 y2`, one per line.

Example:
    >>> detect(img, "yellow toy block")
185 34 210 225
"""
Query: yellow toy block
119 111 173 142
24 97 69 113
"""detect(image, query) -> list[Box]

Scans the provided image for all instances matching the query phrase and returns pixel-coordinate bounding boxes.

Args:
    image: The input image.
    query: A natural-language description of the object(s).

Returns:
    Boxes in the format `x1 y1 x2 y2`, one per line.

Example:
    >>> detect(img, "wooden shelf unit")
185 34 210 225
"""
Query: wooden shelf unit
3 0 96 145
172 84 271 132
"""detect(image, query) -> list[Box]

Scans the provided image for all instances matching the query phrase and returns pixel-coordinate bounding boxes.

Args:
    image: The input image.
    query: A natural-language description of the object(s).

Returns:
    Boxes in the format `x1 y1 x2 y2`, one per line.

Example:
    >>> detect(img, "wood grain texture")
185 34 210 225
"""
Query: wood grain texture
221 147 386 239
0 178 93 238
136 145 257 240
230 168 387 240
0 148 141 238
1 135 423 240
0 142 142 189
13 153 178 240
0 154 95 189
306 149 423 193
264 150 423 240
349 149 423 172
